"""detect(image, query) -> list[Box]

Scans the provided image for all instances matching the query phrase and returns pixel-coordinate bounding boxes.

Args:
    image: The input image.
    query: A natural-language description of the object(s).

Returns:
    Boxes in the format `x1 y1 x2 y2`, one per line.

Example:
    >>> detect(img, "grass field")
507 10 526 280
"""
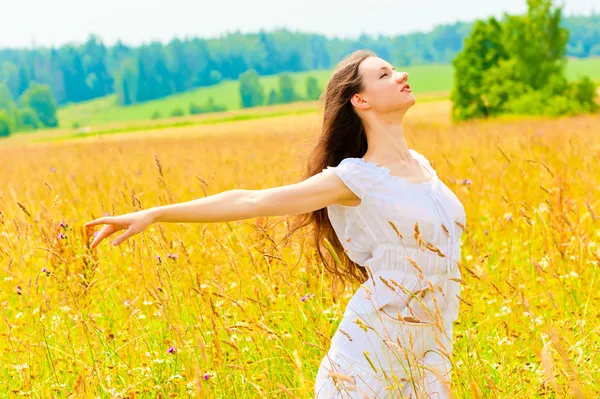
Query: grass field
1 99 599 397
57 57 600 128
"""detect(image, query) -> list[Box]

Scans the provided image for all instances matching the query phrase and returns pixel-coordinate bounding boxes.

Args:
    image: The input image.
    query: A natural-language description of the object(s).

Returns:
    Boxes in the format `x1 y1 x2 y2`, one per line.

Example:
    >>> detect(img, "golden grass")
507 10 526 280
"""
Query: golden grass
0 102 599 398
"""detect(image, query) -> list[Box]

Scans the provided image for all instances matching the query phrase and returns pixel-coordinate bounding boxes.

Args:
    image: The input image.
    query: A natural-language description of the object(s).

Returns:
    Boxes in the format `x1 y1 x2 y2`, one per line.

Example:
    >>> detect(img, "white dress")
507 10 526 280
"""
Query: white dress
314 149 467 398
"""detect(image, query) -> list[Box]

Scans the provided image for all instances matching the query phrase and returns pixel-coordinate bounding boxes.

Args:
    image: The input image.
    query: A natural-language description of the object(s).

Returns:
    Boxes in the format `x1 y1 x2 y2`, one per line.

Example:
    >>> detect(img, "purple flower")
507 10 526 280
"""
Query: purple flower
51 167 56 173
168 346 175 354
167 254 178 260
203 372 211 380
58 232 64 239
461 179 472 185
300 293 315 302
59 221 65 228
124 299 131 306
42 267 47 273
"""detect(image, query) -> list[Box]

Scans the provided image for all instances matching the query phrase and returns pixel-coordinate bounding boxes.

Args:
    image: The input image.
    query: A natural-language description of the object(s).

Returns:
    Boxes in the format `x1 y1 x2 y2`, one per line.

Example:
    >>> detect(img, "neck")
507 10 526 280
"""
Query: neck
361 113 412 162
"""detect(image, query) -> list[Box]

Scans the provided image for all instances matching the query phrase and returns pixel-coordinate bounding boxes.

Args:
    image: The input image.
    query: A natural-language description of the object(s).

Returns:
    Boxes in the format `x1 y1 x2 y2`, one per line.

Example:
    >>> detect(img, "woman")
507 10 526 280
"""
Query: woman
85 49 466 398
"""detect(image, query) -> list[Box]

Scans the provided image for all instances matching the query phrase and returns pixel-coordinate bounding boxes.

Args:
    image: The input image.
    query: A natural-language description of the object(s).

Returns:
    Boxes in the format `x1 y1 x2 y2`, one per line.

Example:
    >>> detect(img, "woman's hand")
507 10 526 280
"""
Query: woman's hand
84 209 156 248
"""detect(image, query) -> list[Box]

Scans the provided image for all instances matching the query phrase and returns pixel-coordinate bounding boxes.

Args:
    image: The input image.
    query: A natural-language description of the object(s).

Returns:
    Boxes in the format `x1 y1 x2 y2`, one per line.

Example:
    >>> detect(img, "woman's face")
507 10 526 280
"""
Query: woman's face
353 56 415 113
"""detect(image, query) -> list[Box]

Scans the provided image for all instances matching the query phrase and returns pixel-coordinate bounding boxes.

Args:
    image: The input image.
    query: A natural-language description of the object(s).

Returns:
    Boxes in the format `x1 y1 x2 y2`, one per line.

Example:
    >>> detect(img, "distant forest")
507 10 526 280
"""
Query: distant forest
0 14 598 106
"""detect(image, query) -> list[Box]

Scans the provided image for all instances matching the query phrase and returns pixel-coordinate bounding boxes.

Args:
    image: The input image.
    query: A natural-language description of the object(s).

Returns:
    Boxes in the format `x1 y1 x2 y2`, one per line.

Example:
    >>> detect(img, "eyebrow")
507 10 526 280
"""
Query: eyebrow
378 66 395 72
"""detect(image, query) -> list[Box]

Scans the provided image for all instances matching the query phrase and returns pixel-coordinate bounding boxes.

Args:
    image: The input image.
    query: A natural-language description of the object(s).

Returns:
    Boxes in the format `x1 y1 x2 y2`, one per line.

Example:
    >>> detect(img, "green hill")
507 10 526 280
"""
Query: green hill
58 58 600 127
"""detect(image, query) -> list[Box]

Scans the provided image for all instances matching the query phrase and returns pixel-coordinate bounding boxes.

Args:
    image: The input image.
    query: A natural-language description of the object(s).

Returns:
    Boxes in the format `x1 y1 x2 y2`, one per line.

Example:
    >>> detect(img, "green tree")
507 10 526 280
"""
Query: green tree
277 73 299 104
450 17 508 121
305 76 321 100
0 82 18 131
0 61 19 98
267 88 278 105
116 57 139 105
451 0 597 120
17 107 41 130
502 0 569 92
19 82 59 128
239 69 265 108
0 110 11 137
170 107 184 117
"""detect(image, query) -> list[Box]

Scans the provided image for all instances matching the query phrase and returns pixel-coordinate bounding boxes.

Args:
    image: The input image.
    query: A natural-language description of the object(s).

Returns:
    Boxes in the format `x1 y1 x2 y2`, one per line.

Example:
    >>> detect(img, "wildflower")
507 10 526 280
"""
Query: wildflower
59 221 65 228
203 372 211 380
51 167 56 173
41 267 47 273
124 300 131 307
58 232 65 239
300 293 315 302
461 179 472 185
167 254 178 260
168 346 175 354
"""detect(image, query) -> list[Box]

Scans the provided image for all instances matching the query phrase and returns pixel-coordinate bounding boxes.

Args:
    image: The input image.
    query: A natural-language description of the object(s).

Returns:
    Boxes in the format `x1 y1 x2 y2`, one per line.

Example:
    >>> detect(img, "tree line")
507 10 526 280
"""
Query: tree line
0 14 598 108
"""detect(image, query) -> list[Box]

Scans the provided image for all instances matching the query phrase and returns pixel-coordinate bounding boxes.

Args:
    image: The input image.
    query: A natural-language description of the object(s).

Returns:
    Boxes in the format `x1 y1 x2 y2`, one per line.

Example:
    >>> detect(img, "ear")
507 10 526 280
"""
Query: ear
350 93 370 110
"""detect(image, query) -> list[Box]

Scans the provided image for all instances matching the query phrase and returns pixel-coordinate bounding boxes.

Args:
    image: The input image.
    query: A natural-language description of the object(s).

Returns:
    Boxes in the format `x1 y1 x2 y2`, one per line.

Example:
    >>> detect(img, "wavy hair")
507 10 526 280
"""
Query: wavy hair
279 49 377 291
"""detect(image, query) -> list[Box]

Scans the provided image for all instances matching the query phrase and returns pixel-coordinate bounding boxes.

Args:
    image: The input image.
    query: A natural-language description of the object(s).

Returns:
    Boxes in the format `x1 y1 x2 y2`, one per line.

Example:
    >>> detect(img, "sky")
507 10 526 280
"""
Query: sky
0 0 597 48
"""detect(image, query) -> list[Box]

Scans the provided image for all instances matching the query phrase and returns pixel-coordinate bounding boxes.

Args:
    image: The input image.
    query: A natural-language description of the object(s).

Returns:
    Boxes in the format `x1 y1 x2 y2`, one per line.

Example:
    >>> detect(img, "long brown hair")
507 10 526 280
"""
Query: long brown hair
282 49 377 291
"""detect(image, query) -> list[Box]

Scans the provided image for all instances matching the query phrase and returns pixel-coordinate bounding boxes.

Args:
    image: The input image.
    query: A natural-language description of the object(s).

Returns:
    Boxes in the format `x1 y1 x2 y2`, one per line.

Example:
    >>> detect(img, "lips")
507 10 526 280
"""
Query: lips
401 84 412 93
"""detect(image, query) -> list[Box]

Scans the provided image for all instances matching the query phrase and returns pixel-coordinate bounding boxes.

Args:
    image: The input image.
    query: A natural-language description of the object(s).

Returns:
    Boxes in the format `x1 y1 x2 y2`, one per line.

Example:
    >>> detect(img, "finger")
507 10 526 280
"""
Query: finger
90 225 113 248
112 227 137 246
85 217 115 227
91 225 117 248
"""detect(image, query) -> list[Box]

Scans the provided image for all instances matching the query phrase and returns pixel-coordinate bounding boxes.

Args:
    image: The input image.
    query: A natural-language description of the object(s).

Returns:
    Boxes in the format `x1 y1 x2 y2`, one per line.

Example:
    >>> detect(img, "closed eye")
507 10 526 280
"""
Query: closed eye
380 73 387 79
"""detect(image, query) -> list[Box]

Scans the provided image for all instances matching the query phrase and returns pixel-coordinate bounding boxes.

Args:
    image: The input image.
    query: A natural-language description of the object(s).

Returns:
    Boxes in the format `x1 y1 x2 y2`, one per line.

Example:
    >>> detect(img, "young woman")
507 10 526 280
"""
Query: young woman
85 49 466 398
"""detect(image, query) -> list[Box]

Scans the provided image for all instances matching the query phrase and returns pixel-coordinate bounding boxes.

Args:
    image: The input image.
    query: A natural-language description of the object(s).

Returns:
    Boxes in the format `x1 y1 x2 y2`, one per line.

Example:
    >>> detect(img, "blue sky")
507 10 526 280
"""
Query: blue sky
0 0 596 48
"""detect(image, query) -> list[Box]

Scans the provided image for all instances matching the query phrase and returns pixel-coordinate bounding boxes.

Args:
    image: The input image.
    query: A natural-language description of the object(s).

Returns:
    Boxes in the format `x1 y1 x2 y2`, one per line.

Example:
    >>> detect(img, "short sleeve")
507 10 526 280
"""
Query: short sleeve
323 159 372 200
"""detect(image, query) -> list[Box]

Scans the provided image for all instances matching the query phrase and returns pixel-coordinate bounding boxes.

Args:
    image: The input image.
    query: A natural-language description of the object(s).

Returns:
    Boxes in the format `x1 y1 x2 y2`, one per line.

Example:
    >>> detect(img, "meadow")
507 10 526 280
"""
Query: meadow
0 99 599 398
56 57 600 128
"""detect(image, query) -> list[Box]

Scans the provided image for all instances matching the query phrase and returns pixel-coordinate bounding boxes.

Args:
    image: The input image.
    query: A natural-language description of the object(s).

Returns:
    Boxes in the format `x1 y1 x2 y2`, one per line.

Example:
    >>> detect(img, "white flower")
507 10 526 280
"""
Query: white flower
12 364 29 371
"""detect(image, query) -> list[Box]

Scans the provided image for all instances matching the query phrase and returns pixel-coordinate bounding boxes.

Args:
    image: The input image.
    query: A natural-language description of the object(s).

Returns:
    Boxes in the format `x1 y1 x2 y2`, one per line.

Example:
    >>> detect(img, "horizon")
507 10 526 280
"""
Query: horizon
1 0 597 49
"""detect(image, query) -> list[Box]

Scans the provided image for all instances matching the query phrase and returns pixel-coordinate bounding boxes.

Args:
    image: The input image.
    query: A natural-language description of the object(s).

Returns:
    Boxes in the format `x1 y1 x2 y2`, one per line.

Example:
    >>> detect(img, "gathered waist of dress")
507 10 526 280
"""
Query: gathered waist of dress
365 243 461 276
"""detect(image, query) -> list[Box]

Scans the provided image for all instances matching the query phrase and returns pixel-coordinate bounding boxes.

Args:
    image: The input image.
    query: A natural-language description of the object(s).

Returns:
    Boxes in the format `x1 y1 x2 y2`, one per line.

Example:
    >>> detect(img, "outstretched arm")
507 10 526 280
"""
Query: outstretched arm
84 169 359 248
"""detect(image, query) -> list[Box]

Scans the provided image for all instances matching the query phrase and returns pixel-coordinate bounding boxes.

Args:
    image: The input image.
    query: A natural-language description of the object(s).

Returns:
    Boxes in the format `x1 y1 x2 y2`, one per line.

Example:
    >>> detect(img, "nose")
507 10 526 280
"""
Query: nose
395 71 408 83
